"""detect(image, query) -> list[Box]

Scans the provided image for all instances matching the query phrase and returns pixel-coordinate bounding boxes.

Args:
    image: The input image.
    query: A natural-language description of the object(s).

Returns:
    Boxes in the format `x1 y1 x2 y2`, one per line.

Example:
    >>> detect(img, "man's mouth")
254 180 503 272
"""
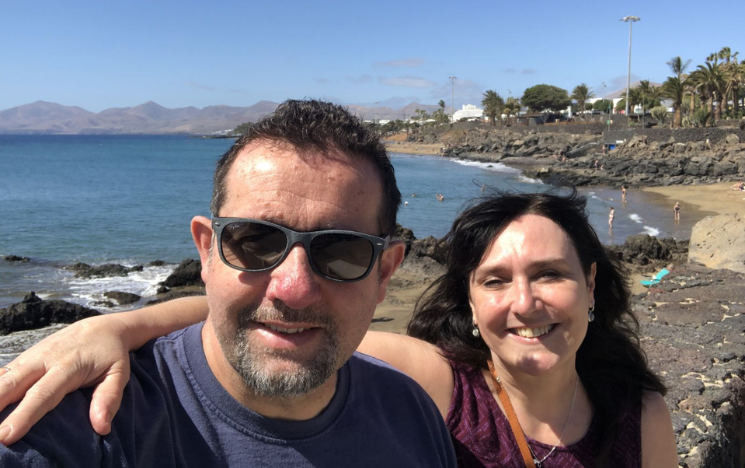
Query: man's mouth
264 323 309 334
510 324 555 338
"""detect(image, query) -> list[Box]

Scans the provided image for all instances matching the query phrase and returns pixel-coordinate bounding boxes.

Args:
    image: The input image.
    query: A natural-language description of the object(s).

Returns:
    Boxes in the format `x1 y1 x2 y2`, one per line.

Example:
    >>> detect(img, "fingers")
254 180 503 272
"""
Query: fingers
89 364 130 436
0 367 83 445
0 361 47 415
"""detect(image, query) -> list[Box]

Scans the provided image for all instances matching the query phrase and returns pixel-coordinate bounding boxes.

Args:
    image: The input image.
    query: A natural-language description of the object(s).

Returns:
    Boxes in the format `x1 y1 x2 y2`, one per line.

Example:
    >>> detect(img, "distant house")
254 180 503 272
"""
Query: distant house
452 104 484 122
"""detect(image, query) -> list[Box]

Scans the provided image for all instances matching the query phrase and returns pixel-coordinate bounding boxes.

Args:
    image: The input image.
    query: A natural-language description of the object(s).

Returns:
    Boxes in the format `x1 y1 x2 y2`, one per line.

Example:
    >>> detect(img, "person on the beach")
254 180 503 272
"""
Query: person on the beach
608 206 615 228
0 192 677 467
730 181 744 191
621 186 627 203
0 100 456 467
674 202 681 221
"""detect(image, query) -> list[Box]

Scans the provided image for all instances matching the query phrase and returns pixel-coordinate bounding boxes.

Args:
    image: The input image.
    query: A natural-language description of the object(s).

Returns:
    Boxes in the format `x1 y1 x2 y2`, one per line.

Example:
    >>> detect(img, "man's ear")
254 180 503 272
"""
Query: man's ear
191 216 214 284
376 241 406 304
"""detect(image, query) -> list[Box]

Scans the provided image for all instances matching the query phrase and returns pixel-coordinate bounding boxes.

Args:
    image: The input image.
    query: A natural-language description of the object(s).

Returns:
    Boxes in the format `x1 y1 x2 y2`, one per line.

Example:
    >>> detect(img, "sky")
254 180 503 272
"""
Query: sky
1 0 743 113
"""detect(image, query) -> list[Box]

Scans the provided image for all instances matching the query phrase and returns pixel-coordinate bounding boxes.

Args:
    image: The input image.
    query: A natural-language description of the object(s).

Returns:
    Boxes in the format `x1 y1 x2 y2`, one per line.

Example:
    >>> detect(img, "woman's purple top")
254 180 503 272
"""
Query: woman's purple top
445 360 642 467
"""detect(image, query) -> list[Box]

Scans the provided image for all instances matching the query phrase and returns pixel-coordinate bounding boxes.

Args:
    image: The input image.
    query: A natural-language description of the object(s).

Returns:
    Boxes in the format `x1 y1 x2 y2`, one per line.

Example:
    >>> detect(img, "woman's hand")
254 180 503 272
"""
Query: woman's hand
0 314 133 445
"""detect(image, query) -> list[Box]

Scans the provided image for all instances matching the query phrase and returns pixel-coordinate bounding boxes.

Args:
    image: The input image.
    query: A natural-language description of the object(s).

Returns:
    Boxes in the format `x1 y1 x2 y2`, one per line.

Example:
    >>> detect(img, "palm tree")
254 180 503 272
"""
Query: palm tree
636 80 652 119
570 84 594 119
690 62 725 125
663 77 686 127
664 57 691 127
503 97 521 126
481 90 505 126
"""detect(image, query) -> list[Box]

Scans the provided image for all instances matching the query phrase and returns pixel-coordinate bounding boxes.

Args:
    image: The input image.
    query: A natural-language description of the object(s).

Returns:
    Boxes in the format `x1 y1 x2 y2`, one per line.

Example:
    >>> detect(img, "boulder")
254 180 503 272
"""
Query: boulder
68 263 139 279
103 291 141 306
3 255 30 262
612 234 671 266
162 259 204 288
0 292 100 335
725 134 740 146
408 236 448 265
689 214 745 273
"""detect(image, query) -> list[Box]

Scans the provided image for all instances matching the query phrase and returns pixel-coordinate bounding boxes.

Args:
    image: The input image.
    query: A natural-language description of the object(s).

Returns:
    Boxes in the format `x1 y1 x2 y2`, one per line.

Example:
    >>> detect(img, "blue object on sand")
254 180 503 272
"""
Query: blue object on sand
640 268 670 287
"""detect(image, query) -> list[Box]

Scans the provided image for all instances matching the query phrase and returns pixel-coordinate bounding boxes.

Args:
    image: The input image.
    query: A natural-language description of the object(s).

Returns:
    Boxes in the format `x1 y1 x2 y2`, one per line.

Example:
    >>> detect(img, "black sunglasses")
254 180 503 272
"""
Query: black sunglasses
211 217 391 282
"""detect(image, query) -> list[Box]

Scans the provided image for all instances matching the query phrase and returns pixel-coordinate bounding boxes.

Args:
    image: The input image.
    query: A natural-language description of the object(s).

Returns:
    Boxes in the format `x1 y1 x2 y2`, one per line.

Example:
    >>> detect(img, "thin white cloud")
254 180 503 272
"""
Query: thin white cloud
346 75 373 84
379 75 436 88
316 78 331 84
374 58 425 68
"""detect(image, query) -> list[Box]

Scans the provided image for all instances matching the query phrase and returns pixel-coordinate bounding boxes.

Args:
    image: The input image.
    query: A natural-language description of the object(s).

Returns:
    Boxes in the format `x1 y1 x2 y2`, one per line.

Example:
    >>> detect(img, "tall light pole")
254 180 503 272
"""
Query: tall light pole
620 15 640 119
449 76 457 123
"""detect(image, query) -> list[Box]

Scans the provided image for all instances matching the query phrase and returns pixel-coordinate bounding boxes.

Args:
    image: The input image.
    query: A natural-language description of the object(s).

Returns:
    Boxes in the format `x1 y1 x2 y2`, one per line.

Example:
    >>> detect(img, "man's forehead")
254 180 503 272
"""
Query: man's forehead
222 140 384 231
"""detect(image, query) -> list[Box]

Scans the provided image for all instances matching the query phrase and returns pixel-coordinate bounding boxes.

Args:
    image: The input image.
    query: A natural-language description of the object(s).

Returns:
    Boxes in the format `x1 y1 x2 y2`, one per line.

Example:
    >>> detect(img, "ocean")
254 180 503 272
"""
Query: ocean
0 135 698 310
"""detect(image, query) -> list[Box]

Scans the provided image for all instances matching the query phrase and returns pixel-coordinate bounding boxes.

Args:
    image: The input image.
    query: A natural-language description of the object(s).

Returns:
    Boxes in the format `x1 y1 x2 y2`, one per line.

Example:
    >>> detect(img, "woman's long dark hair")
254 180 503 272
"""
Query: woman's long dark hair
407 190 666 464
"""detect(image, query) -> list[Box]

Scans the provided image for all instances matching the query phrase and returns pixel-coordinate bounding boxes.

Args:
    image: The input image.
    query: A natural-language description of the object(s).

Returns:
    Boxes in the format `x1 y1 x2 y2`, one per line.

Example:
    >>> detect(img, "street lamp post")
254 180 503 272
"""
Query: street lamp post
620 16 640 120
449 76 457 124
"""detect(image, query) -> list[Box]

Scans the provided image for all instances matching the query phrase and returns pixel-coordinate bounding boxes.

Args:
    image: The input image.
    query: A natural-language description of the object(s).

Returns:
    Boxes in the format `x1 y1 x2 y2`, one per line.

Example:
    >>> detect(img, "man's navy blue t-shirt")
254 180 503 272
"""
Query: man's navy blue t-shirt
0 323 456 467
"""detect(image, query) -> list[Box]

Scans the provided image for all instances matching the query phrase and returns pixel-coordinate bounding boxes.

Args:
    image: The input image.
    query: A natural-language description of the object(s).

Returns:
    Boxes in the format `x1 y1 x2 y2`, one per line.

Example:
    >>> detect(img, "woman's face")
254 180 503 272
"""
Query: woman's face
468 214 596 377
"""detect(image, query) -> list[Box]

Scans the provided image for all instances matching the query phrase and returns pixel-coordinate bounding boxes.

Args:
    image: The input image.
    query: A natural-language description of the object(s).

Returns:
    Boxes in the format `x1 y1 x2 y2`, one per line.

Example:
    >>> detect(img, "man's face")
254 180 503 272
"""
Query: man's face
193 141 400 400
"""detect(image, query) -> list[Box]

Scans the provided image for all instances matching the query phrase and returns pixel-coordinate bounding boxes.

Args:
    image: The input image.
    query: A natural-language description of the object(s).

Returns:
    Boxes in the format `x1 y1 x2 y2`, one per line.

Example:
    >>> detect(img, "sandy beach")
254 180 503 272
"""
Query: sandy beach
642 182 745 217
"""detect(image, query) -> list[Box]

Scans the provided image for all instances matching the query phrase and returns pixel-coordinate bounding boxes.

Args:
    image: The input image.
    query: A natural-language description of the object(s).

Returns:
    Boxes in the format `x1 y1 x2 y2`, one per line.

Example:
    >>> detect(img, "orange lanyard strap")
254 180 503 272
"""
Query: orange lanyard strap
487 360 537 468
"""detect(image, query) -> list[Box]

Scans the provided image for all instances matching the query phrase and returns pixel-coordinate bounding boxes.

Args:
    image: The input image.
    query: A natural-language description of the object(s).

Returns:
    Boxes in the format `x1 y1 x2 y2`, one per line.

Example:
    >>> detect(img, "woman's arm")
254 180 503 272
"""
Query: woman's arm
641 391 678 467
359 331 454 418
0 295 209 445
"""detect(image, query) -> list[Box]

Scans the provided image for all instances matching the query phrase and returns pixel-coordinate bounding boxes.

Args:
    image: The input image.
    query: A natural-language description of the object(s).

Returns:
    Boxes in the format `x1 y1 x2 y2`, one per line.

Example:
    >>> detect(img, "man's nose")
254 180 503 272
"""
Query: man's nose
265 243 322 309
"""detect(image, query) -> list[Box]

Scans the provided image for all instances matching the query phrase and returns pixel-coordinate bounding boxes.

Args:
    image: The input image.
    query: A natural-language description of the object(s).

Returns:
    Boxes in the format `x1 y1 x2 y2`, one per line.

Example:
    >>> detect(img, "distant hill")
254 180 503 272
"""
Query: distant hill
0 100 440 135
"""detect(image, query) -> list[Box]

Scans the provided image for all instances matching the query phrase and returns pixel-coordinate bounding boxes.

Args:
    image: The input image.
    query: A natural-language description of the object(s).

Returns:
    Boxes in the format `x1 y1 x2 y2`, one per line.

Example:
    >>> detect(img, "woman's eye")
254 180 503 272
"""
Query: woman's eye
483 278 504 287
539 270 562 280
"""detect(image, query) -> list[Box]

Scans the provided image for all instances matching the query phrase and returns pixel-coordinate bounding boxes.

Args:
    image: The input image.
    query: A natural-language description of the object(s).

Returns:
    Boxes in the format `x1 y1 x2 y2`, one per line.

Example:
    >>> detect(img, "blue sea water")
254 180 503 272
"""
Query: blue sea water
0 135 698 309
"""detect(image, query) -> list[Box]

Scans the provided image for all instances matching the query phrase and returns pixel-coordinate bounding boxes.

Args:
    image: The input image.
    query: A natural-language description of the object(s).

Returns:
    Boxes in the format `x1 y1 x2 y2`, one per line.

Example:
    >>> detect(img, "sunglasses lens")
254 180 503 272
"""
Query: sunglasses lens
310 234 374 280
221 222 287 270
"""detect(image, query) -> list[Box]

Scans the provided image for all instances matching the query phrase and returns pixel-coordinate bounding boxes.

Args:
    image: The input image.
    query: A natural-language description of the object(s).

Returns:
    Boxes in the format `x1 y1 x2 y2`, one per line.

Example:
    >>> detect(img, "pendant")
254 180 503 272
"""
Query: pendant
533 459 542 468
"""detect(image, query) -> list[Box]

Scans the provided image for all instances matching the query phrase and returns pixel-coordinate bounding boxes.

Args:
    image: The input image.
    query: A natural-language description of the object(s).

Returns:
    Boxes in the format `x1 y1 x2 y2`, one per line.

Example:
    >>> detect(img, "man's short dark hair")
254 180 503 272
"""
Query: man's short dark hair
211 99 401 235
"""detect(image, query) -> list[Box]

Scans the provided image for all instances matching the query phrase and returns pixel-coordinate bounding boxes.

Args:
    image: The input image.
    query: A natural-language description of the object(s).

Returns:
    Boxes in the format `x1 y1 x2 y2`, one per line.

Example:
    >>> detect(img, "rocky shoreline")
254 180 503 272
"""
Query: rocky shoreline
400 123 745 189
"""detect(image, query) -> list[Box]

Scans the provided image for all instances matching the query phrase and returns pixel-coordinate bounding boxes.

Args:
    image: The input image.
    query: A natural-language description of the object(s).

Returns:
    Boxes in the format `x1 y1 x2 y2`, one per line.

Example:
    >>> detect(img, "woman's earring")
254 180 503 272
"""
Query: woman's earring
588 302 595 323
472 324 480 338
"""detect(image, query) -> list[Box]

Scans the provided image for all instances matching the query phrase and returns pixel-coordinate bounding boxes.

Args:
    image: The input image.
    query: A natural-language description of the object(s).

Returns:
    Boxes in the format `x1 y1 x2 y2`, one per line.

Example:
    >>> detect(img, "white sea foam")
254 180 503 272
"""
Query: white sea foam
516 174 544 184
643 226 661 236
451 158 521 174
629 214 643 224
64 264 175 310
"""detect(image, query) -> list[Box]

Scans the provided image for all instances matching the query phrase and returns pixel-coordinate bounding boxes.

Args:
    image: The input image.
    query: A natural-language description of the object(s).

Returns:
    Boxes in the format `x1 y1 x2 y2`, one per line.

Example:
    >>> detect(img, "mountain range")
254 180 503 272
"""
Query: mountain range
0 101 441 135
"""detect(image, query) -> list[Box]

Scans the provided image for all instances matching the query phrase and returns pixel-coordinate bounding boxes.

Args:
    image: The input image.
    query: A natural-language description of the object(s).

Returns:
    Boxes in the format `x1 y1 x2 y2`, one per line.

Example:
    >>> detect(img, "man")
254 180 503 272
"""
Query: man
0 100 456 466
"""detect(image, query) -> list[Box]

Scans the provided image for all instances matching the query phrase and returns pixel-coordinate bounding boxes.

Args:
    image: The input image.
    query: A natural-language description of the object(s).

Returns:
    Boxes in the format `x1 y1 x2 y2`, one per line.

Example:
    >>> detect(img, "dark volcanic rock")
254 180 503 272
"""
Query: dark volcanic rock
3 255 31 262
163 259 204 288
0 292 100 335
103 291 141 306
67 263 141 279
634 264 745 467
408 236 448 265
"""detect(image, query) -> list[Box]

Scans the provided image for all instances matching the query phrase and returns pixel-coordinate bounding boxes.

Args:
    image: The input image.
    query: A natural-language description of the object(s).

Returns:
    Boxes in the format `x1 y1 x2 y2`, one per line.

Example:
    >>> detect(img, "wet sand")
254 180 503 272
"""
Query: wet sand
642 182 745 217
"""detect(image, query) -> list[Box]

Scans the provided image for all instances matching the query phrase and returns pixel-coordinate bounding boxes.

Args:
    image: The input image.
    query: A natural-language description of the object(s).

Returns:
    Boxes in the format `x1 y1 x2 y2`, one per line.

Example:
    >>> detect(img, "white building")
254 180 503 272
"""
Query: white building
452 104 484 122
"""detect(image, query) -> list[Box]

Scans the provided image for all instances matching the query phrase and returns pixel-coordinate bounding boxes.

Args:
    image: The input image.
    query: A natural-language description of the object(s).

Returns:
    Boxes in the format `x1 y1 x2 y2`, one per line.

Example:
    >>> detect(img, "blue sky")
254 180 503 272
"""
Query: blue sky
2 0 743 112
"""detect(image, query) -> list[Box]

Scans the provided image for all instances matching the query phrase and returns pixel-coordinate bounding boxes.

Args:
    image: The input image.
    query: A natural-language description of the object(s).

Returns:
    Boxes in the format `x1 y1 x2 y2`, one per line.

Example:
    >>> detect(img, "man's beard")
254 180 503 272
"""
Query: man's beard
214 302 340 398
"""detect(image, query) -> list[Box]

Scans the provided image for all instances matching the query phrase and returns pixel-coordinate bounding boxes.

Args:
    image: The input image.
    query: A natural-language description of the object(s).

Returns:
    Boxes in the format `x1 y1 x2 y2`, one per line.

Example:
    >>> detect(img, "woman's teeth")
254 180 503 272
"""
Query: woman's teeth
513 324 554 338
266 324 307 334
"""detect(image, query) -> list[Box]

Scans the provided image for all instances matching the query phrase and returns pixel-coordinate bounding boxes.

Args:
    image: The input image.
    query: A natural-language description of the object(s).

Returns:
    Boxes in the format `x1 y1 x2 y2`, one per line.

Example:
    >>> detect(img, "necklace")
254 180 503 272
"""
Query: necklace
487 362 579 468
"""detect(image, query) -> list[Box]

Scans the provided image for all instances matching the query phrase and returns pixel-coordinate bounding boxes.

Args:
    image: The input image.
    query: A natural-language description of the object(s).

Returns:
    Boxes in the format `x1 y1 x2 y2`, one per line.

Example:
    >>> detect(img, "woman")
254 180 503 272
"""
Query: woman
0 192 676 466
